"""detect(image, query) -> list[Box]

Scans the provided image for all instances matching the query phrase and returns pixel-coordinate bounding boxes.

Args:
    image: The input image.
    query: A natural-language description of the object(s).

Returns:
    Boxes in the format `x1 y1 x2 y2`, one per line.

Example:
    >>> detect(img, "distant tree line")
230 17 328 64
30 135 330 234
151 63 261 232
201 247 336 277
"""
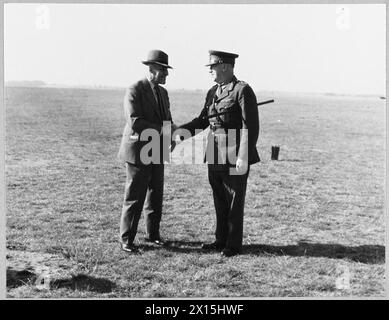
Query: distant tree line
6 80 46 87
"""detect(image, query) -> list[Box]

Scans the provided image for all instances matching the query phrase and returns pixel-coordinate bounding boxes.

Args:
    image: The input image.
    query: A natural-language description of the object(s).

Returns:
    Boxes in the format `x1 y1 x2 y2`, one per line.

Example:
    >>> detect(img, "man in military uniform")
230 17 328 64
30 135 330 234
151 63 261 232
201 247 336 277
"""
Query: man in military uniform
178 50 260 257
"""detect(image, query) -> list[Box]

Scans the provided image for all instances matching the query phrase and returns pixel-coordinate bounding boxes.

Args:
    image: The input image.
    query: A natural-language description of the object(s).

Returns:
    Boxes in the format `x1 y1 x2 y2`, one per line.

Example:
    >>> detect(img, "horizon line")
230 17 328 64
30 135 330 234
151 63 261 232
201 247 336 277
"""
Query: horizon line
4 81 386 98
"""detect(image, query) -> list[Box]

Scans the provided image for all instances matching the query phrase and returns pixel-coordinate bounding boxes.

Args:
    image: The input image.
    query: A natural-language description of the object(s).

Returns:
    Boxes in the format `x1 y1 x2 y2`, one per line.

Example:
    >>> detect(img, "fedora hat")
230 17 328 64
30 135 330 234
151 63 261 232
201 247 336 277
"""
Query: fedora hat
142 49 173 69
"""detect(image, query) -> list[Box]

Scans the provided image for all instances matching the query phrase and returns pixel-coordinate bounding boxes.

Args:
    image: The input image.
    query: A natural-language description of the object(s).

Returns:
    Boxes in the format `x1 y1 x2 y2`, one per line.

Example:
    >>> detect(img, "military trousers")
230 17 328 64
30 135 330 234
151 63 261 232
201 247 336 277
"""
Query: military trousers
208 166 250 252
120 162 164 245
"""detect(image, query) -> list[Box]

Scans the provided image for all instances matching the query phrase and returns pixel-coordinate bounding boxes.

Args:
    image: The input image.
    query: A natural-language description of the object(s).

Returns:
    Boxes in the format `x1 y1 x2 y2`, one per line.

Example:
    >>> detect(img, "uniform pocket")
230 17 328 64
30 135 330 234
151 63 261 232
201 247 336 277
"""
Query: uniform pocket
219 101 238 124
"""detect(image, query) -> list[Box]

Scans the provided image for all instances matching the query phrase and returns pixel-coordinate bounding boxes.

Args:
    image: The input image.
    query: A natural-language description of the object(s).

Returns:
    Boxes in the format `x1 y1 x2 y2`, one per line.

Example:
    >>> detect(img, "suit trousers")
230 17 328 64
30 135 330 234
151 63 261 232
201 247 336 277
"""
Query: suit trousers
208 167 250 252
120 162 164 245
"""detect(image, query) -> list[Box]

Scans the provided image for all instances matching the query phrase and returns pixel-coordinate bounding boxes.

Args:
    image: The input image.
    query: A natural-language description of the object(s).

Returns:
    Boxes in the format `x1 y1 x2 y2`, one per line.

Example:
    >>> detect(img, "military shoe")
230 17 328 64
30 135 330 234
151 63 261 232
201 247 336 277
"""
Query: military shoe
202 241 225 251
221 248 240 257
144 237 168 246
121 243 140 253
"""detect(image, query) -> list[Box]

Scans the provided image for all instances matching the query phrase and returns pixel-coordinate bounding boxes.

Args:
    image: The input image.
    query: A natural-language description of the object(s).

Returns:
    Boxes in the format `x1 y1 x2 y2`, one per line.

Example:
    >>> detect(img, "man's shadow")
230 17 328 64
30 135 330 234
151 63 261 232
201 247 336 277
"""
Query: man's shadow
244 241 384 264
163 240 384 264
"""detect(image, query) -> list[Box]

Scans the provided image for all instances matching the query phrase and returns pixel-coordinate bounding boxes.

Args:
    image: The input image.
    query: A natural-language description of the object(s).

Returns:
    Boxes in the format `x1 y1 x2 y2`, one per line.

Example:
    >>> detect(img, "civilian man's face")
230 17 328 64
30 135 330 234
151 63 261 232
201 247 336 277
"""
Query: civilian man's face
150 65 169 85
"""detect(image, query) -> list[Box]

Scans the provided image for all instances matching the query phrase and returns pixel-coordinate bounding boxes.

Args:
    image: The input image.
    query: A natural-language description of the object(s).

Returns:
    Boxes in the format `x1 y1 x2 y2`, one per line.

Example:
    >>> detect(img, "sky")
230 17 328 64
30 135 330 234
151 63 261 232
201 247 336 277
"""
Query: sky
4 3 386 95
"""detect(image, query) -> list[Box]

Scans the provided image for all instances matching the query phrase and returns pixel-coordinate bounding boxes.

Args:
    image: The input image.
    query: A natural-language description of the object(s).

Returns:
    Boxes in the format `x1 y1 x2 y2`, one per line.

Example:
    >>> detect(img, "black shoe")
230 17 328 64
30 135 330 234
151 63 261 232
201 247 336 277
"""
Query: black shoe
202 241 225 250
221 248 240 257
144 237 167 246
121 243 139 253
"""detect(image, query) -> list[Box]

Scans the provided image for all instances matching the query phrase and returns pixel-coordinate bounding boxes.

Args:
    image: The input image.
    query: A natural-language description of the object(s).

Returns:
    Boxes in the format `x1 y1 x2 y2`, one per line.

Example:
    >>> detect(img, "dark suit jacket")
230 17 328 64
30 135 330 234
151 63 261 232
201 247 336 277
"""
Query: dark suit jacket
180 77 260 169
118 78 172 165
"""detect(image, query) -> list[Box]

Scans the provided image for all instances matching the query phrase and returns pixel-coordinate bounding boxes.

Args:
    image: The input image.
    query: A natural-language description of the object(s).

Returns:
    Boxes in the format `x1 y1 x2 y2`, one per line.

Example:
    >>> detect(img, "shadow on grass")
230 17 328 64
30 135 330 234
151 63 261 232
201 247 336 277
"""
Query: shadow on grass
7 268 37 288
244 241 385 264
131 240 384 265
52 274 115 293
277 159 304 162
161 240 205 254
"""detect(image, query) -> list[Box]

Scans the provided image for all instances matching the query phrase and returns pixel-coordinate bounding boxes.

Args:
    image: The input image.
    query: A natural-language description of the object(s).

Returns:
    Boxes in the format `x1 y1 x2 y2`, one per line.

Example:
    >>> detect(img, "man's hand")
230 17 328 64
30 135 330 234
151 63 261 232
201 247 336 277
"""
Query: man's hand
169 132 183 152
161 123 171 137
169 122 181 152
235 158 248 175
169 141 177 152
171 122 178 133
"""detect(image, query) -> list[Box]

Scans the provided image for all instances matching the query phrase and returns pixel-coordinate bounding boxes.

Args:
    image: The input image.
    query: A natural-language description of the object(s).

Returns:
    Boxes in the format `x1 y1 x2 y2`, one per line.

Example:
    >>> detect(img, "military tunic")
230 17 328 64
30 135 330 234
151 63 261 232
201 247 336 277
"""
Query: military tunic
180 76 260 252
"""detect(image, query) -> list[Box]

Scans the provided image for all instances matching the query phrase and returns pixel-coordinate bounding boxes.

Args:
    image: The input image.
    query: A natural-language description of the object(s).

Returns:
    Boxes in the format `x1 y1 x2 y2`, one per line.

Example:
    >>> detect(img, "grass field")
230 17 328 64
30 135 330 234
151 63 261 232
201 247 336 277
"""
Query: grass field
5 86 385 298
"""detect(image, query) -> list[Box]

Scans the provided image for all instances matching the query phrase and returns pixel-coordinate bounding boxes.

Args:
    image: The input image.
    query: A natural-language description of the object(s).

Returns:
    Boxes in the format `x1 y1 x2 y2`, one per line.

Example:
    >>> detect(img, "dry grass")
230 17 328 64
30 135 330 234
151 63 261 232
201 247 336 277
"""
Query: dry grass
5 87 385 298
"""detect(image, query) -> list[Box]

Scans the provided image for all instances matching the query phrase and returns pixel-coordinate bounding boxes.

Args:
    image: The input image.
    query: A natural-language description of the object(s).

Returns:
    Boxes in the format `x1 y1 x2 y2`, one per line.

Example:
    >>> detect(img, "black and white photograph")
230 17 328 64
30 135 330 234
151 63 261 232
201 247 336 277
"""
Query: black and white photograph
3 2 386 299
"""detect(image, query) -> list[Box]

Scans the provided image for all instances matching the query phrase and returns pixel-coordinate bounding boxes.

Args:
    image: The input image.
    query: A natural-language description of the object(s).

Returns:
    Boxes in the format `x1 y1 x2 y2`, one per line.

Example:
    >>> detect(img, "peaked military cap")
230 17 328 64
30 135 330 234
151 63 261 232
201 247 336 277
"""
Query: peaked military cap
142 49 173 69
205 50 239 67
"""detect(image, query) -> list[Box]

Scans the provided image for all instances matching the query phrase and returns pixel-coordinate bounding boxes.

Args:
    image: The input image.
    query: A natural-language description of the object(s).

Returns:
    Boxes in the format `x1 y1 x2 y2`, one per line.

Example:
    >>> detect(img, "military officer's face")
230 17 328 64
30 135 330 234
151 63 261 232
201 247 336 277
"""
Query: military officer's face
150 64 169 85
209 63 224 84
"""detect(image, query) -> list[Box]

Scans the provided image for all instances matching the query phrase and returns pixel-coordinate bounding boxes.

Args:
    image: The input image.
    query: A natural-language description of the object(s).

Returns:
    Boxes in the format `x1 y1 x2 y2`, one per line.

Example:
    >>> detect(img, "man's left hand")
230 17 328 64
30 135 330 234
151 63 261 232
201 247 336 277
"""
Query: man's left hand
236 158 248 174
171 123 178 133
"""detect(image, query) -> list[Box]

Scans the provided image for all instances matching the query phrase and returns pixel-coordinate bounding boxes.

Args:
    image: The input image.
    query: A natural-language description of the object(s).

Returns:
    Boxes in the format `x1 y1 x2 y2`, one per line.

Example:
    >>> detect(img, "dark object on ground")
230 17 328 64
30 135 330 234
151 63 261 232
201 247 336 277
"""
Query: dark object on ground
52 274 115 293
271 146 280 160
7 268 37 288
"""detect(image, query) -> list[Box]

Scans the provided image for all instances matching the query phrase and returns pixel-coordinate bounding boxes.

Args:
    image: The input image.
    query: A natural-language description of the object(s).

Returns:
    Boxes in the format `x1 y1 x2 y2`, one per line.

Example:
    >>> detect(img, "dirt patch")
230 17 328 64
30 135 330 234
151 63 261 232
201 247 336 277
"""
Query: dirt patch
6 249 116 295
7 250 76 290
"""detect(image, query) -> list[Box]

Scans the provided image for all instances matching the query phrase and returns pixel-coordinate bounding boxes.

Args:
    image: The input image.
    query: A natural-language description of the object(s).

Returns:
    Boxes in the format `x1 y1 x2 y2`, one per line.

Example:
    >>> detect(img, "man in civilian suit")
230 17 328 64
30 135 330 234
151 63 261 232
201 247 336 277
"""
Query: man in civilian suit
118 50 176 253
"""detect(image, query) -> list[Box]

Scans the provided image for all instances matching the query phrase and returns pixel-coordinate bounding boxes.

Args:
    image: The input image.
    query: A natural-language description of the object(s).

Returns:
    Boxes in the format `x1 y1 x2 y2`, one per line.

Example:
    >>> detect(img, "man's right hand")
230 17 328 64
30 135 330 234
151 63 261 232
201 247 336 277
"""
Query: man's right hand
169 141 177 152
161 123 171 136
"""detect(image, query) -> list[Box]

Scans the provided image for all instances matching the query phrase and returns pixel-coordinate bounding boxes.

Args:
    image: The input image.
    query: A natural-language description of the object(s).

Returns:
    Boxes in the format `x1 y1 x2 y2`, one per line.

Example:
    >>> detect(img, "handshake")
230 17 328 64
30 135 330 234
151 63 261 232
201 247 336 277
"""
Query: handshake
160 121 248 174
160 122 183 152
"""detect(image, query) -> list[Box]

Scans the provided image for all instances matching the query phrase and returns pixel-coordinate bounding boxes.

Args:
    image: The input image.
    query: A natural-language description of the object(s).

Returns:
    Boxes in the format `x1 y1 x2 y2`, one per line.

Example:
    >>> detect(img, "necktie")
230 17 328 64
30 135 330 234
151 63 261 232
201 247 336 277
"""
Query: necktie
216 84 223 98
155 85 166 120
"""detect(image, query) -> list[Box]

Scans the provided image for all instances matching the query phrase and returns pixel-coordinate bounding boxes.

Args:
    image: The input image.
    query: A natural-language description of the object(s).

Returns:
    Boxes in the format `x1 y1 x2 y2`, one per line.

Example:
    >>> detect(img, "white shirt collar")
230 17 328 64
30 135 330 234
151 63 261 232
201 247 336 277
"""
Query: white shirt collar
146 75 158 89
